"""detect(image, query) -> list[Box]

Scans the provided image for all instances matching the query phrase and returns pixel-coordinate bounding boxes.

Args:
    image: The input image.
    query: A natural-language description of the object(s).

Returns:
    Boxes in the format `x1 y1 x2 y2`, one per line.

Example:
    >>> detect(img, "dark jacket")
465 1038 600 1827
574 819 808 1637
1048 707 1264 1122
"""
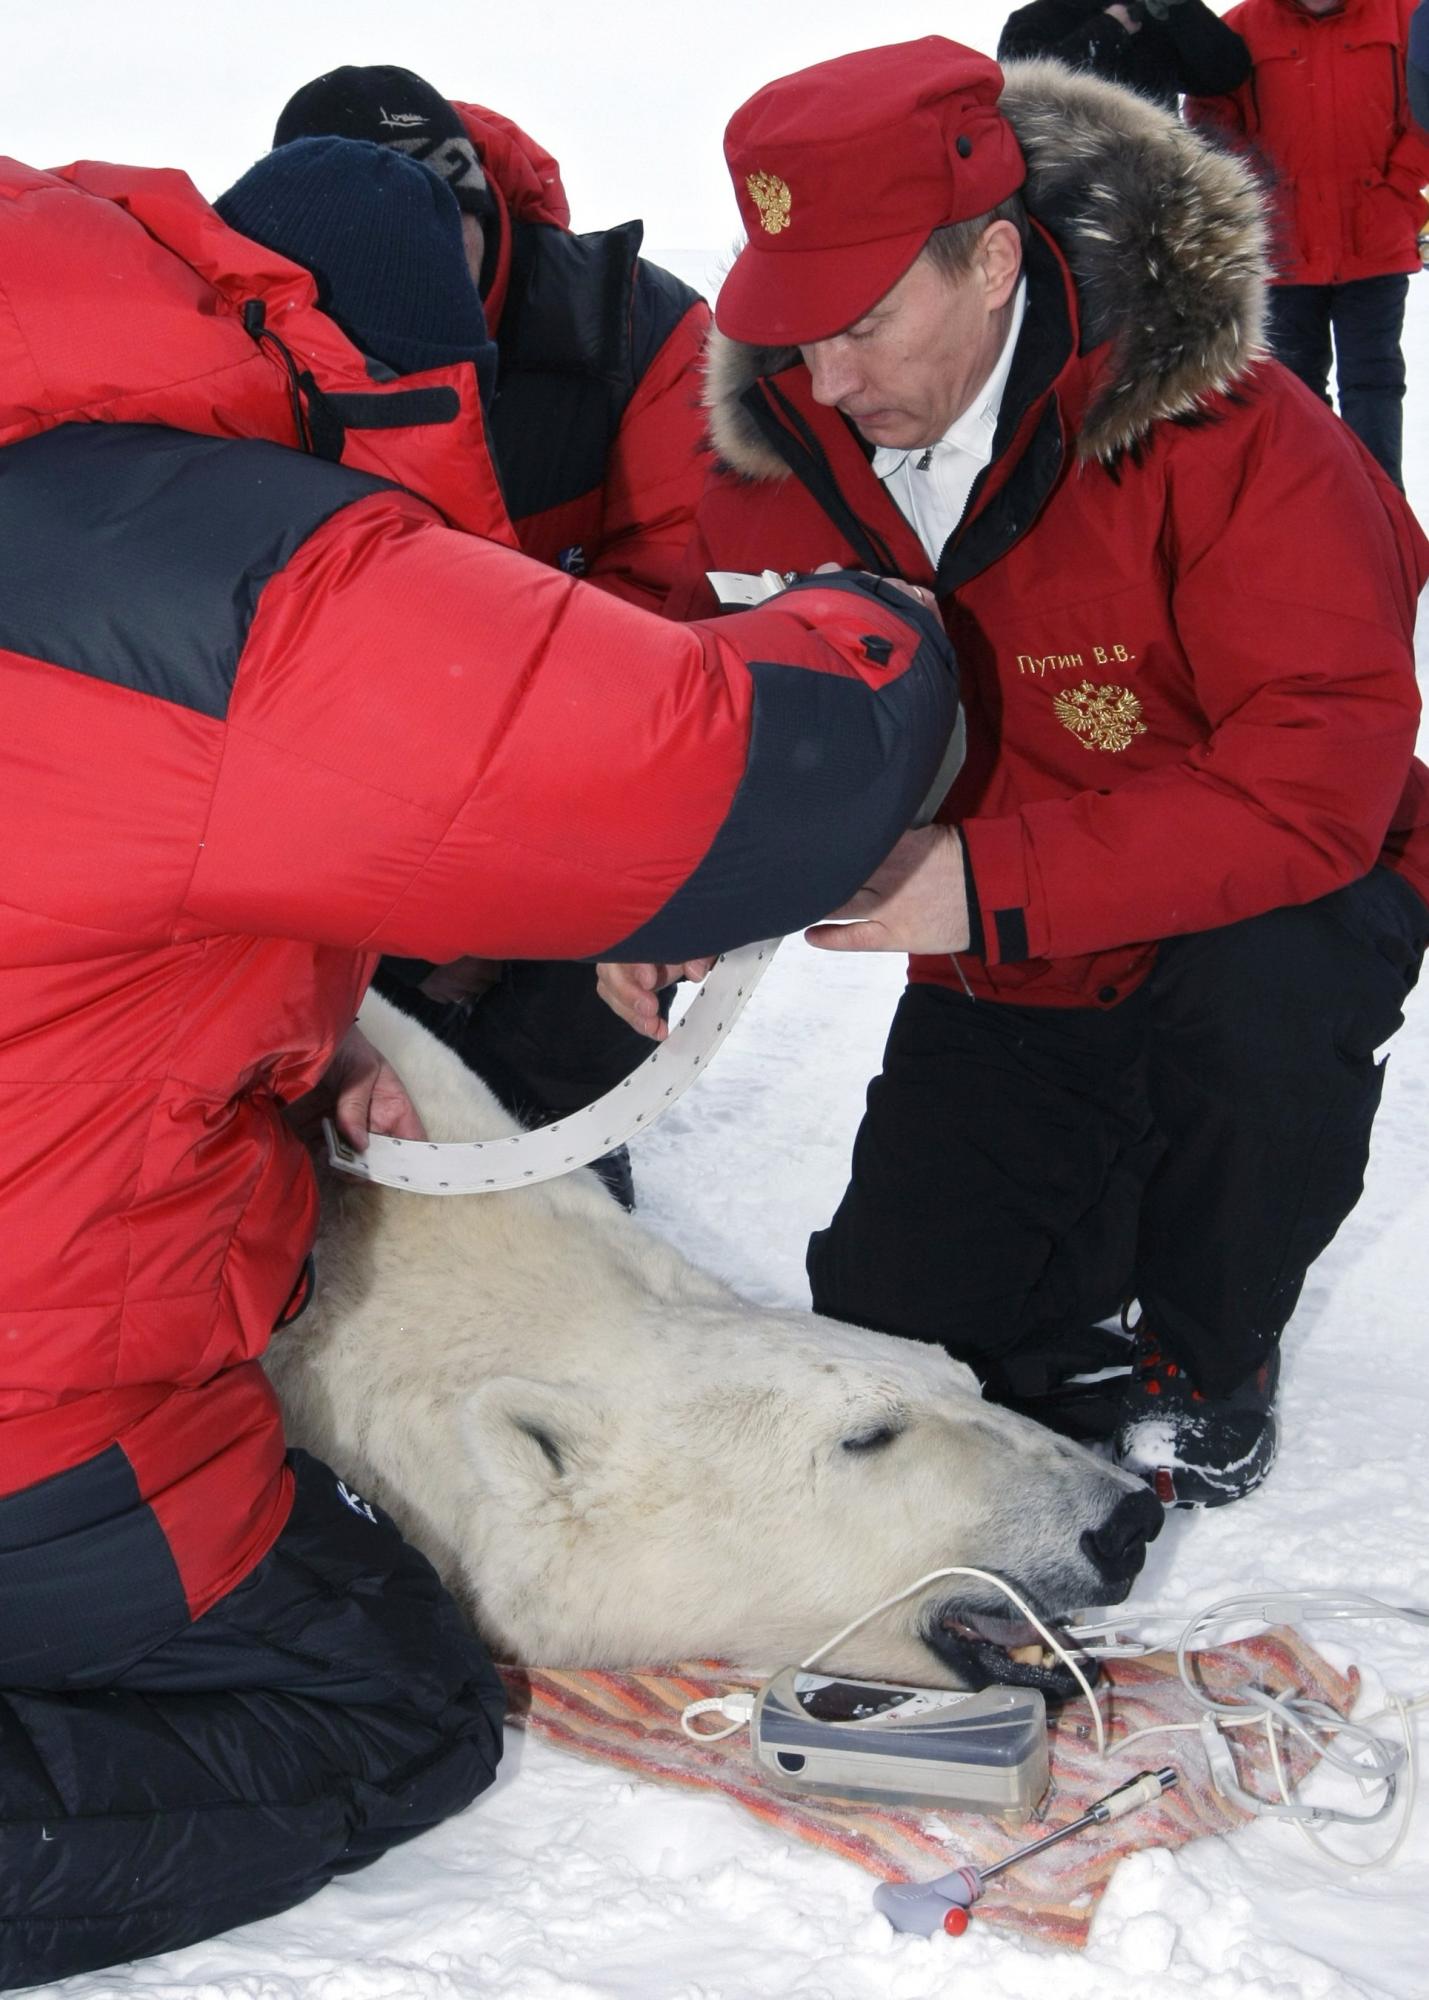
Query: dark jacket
998 0 1250 105
0 155 956 1633
455 101 712 610
670 61 1429 1011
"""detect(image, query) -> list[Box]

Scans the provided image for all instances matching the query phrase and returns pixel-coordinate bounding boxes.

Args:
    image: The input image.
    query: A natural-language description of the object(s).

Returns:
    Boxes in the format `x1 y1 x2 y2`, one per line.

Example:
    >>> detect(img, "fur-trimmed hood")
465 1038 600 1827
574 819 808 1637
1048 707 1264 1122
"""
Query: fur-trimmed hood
708 59 1270 474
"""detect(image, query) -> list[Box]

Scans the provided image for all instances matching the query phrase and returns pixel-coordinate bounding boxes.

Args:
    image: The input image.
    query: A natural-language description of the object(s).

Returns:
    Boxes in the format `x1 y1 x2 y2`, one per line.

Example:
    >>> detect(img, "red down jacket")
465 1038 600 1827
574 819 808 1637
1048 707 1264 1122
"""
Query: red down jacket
0 157 956 1629
1186 0 1429 287
454 100 713 611
671 61 1429 1010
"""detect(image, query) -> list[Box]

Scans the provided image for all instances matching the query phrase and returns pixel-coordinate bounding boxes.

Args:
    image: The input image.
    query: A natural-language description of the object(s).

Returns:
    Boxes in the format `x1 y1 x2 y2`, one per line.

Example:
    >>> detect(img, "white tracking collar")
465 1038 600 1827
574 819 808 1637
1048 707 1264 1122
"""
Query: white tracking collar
325 939 781 1195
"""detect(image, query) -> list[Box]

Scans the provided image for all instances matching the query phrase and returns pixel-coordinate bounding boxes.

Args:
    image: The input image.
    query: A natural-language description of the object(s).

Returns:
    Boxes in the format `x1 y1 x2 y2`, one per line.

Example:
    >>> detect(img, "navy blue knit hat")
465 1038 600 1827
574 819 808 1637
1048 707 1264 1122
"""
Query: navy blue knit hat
216 135 496 393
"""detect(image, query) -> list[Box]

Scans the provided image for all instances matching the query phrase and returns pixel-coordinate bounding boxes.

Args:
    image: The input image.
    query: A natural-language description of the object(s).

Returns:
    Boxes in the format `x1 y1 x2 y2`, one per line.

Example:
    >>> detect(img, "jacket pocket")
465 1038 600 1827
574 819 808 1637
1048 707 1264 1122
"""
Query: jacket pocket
1350 174 1424 268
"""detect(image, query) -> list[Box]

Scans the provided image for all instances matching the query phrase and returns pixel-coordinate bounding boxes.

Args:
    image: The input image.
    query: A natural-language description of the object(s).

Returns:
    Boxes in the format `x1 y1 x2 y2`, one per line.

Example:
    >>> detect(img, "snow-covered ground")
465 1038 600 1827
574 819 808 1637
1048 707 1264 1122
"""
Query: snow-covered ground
26 283 1427 2000
9 3 1429 1995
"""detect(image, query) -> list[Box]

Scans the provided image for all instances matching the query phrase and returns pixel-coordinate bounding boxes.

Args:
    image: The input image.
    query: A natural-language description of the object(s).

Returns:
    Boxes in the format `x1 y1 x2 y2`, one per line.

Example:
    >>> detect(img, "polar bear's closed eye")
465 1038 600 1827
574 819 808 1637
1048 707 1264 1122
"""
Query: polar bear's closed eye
840 1423 905 1454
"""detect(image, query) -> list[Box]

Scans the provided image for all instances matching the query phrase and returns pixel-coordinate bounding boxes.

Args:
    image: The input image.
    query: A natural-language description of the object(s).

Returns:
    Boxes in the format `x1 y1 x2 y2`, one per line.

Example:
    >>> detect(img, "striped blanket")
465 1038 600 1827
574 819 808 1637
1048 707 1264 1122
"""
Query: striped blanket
502 1628 1354 1948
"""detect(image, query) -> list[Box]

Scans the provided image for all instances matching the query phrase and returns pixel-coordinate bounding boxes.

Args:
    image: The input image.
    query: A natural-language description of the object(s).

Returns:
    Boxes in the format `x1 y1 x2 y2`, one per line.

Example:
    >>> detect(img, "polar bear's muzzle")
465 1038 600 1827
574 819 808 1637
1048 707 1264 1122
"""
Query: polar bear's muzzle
924 1485 1163 1696
928 1607 1094 1699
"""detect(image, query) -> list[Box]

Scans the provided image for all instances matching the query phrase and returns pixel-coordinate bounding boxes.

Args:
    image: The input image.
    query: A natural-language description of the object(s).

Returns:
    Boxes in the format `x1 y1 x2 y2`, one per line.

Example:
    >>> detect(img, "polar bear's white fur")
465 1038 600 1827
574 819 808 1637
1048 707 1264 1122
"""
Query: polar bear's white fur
267 994 1156 1686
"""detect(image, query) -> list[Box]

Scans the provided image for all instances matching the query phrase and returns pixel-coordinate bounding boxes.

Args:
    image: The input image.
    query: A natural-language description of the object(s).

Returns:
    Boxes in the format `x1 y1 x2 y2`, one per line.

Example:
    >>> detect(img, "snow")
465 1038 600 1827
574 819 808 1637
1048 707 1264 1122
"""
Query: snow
8 3 1429 1995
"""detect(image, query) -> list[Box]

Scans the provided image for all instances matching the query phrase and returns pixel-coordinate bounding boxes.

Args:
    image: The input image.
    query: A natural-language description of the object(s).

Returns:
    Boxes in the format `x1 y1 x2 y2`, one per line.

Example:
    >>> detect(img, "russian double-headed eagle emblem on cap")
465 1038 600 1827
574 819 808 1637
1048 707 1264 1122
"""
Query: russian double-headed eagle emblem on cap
746 171 792 234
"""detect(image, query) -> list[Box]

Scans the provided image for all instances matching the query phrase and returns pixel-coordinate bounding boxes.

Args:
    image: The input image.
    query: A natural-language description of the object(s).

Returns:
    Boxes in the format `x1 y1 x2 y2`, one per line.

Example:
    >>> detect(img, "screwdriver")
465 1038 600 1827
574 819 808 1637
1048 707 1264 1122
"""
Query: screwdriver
873 1766 1179 1936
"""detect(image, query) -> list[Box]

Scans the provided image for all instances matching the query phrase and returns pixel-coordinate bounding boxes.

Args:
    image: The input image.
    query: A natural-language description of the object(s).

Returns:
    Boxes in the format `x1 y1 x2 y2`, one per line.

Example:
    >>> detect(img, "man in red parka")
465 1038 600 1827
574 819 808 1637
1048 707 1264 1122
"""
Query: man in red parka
1187 0 1429 488
0 136 957 1990
268 63 718 1207
603 40 1429 1511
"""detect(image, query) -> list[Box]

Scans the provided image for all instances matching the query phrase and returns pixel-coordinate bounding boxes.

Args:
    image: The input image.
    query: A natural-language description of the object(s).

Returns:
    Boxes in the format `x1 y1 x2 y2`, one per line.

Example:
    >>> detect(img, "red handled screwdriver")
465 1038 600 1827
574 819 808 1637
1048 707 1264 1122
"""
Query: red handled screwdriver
874 1767 1180 1936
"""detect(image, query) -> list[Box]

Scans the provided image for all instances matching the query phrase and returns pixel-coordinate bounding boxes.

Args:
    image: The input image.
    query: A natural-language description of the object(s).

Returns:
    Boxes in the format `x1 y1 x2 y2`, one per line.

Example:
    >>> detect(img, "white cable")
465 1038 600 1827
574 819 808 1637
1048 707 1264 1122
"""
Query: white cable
679 1564 1107 1755
1288 1696 1419 1873
1070 1589 1428 1861
681 1691 757 1742
1114 1716 1253 1756
1145 1589 1428 1845
797 1564 1106 1758
678 1578 1428 1869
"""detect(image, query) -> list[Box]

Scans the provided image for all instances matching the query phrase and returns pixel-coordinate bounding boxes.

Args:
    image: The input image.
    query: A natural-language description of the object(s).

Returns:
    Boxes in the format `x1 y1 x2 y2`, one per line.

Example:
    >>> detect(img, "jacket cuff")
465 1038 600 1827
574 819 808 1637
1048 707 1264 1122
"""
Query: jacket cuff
960 816 1034 966
959 829 986 959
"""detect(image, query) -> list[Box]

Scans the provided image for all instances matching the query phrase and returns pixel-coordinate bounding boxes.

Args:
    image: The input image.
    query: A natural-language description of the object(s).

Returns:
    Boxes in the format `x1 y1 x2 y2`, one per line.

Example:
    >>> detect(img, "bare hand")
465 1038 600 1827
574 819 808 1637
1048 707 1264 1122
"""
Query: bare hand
805 825 971 955
595 958 717 1041
1104 3 1142 31
286 1022 428 1153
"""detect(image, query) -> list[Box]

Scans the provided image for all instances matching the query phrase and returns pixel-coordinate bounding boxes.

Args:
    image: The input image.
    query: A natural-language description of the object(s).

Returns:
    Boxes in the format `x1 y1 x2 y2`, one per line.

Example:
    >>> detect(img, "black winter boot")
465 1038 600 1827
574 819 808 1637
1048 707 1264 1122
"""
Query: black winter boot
1113 1332 1280 1508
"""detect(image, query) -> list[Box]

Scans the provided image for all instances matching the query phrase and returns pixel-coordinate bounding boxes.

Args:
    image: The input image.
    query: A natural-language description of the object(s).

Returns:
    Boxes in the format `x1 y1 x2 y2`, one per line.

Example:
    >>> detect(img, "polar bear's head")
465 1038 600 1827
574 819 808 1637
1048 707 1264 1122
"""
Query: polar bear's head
460 1306 1158 1688
289 992 1161 1689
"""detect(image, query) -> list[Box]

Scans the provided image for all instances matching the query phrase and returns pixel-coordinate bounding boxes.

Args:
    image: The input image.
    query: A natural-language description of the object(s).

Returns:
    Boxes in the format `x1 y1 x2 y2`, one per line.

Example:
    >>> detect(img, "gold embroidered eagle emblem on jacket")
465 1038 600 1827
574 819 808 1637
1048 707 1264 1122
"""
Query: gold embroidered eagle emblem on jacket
1052 680 1147 753
746 172 792 234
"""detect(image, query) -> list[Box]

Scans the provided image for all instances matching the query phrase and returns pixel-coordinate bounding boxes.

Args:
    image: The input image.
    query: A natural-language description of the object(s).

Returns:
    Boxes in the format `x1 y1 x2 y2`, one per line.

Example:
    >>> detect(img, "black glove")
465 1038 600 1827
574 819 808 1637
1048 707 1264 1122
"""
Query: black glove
1140 0 1190 17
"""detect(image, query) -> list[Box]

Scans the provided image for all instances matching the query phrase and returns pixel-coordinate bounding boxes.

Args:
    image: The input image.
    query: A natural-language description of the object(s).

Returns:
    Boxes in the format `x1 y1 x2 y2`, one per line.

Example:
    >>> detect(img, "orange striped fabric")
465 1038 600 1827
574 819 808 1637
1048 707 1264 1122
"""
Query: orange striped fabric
502 1629 1355 1949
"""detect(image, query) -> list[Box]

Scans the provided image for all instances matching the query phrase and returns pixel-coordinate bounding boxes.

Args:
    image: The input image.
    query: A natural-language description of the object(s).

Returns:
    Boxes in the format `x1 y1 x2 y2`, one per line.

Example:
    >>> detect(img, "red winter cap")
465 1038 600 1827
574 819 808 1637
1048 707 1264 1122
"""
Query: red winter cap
717 38 1026 346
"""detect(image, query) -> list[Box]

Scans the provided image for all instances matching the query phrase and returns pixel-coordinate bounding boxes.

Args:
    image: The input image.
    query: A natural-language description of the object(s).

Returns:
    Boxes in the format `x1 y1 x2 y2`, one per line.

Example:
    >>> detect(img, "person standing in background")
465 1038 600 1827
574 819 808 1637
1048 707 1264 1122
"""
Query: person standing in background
1187 0 1429 488
998 0 1250 107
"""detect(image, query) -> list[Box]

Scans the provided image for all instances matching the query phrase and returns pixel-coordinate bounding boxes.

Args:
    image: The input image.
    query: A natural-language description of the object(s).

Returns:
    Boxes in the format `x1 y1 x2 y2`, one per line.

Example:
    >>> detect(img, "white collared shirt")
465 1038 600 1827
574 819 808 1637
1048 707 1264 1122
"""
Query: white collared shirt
871 279 1027 568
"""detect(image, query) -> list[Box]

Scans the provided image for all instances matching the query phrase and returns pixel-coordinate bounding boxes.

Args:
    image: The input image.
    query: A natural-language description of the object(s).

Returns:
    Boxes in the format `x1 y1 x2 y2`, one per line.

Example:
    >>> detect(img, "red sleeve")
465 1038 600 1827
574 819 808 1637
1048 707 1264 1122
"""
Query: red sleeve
961 384 1428 967
582 300 715 614
662 485 727 621
183 493 959 962
1183 79 1254 150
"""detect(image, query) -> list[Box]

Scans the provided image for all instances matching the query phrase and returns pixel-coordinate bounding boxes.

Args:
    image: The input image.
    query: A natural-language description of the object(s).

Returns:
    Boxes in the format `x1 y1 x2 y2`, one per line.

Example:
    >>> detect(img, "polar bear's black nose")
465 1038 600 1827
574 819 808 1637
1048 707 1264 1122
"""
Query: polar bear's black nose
1080 1486 1163 1585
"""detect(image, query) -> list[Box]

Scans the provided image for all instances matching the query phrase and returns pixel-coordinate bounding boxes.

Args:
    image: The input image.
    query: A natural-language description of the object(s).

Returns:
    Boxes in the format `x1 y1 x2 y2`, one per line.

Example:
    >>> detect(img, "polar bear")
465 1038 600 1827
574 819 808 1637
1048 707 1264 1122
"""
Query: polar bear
267 993 1160 1692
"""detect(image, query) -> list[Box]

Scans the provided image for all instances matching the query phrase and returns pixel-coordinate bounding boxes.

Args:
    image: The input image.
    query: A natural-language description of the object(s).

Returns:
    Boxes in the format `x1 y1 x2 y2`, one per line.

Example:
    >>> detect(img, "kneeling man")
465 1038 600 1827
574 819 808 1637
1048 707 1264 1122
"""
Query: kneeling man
609 38 1429 1508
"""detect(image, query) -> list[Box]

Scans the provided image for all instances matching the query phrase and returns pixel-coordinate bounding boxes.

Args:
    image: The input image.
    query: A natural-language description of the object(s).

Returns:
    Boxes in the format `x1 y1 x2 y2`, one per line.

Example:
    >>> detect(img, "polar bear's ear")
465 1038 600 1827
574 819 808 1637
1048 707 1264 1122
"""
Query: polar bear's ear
461 1376 608 1507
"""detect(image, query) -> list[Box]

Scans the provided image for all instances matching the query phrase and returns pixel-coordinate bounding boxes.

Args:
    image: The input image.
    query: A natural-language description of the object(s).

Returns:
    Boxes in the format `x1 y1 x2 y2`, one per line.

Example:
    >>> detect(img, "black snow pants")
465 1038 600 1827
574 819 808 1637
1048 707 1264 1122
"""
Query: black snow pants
809 868 1429 1399
0 1449 505 1992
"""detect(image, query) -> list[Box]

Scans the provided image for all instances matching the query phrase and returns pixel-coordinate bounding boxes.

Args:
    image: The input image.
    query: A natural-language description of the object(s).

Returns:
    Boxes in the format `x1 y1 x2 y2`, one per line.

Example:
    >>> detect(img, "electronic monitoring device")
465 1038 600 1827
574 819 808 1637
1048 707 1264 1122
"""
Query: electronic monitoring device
750 1670 1050 1815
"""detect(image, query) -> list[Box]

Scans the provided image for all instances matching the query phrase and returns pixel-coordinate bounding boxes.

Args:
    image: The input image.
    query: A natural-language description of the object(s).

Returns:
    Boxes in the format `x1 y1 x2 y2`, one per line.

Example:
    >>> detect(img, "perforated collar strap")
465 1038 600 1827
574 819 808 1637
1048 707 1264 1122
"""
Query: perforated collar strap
325 939 781 1195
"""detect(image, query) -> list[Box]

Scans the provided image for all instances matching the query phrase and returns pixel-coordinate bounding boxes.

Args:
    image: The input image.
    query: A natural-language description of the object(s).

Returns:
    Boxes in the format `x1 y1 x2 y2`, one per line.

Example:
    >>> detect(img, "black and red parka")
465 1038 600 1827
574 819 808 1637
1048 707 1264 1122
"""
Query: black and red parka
0 155 957 1654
